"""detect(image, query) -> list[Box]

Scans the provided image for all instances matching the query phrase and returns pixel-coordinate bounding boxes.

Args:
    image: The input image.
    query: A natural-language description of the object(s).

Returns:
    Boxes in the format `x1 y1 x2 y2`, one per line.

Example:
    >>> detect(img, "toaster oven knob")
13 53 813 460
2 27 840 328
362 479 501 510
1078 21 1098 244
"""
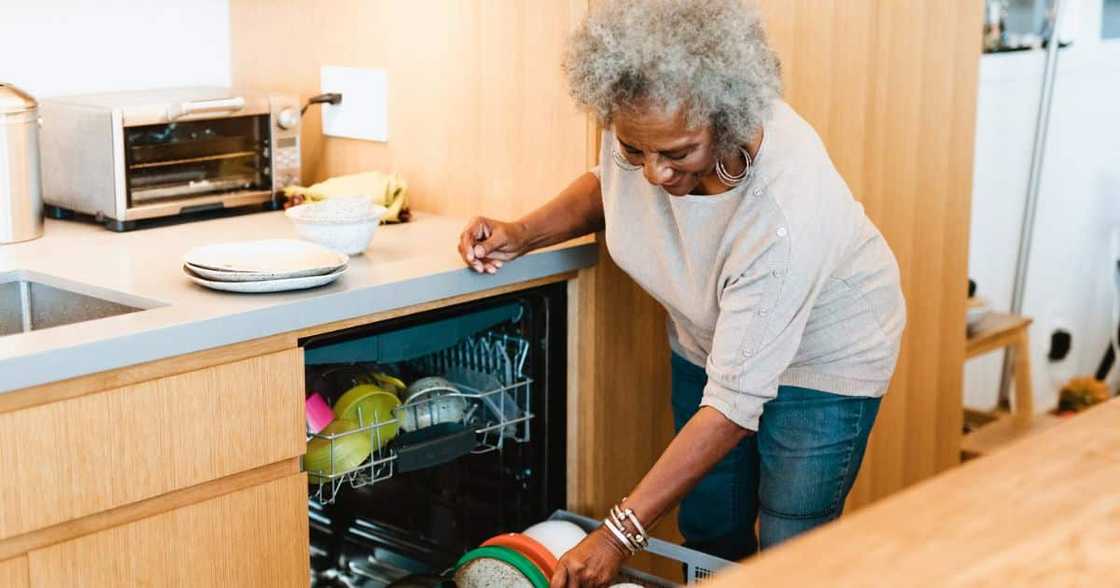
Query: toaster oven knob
277 107 300 130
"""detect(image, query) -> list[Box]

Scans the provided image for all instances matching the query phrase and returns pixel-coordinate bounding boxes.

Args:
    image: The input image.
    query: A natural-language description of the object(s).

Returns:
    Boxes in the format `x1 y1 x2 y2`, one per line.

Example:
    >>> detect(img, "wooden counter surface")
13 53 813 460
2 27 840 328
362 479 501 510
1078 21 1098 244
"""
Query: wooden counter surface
706 398 1120 586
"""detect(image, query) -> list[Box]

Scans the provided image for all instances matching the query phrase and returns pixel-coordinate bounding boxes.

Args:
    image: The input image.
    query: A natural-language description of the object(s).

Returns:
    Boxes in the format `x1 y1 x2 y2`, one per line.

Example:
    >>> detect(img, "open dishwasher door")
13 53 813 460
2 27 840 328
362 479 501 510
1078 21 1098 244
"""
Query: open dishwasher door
300 282 567 585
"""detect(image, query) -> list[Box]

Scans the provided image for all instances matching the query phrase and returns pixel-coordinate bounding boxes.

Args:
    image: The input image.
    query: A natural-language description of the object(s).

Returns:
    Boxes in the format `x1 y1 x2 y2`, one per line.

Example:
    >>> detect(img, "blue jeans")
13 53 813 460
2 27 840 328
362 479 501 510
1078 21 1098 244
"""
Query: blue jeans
670 353 881 561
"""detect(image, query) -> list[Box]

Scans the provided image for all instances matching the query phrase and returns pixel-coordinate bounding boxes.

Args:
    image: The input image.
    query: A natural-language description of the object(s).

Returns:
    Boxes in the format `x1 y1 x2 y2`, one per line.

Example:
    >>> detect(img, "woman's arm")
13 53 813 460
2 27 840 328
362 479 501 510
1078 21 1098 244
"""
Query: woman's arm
552 407 751 587
459 172 603 273
518 171 605 249
624 406 751 530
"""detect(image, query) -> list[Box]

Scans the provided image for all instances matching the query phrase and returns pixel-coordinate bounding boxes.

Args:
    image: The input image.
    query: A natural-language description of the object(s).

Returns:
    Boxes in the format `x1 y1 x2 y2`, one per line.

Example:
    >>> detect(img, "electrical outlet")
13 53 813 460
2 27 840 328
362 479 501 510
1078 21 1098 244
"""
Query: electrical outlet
1047 328 1072 362
1048 319 1073 356
320 65 388 142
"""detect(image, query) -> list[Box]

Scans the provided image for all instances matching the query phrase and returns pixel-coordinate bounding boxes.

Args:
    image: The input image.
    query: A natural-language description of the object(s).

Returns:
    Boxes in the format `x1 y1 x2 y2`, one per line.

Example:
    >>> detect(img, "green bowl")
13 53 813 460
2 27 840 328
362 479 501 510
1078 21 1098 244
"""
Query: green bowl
305 418 373 485
455 545 549 588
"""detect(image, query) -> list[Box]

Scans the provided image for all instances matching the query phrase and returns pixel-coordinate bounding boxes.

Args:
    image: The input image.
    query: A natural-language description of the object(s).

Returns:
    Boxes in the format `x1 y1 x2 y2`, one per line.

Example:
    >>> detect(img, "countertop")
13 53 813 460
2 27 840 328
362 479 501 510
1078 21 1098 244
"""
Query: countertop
0 211 596 393
706 398 1120 586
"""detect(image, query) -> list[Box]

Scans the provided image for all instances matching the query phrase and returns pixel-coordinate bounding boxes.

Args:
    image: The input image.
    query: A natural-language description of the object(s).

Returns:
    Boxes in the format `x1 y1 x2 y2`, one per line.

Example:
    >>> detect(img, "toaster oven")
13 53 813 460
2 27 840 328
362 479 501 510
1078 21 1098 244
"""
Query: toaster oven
40 87 300 231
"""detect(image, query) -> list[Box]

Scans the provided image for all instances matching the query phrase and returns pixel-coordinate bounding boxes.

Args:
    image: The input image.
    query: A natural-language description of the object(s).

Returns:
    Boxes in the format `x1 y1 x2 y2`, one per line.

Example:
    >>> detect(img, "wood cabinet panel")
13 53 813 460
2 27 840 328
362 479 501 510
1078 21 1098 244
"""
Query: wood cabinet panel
0 350 304 540
27 474 308 588
0 556 29 588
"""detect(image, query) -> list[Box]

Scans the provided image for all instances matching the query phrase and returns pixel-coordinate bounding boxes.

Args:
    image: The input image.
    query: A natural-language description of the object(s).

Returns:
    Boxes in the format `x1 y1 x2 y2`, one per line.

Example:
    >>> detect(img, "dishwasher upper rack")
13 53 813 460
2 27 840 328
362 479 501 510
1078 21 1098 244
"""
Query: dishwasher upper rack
307 333 535 504
416 331 533 450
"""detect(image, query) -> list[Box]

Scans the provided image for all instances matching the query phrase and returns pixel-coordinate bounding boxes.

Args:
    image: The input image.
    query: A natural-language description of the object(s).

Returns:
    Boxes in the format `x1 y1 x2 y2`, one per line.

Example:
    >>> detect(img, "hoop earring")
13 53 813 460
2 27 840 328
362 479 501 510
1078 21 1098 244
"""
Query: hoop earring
715 146 752 187
612 146 642 171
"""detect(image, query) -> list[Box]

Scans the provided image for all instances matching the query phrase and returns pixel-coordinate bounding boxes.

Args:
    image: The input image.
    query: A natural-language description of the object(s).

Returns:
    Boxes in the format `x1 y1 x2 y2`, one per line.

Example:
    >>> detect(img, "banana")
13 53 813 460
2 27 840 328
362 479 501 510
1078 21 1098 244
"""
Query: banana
372 371 407 394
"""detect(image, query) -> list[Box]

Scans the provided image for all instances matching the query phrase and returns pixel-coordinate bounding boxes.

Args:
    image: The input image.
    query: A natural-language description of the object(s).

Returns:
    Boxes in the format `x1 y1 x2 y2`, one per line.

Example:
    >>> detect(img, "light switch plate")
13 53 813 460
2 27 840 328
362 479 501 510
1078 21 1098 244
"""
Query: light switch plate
320 65 388 142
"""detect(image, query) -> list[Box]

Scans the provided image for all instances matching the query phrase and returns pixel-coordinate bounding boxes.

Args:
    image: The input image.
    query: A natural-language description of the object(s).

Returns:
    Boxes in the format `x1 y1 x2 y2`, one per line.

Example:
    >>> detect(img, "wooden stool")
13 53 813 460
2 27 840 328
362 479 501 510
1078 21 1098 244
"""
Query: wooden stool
961 312 1058 458
967 312 1034 419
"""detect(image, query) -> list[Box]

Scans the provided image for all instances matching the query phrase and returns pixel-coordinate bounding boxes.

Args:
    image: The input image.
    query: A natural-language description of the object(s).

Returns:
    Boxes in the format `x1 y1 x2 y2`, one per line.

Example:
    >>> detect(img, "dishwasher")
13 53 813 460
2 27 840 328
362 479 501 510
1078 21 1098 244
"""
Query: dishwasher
299 282 733 587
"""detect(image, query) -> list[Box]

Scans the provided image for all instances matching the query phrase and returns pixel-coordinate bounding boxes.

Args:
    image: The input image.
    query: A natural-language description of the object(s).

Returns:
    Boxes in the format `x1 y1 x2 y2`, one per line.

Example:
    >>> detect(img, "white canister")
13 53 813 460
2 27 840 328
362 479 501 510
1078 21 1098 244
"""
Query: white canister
0 83 43 244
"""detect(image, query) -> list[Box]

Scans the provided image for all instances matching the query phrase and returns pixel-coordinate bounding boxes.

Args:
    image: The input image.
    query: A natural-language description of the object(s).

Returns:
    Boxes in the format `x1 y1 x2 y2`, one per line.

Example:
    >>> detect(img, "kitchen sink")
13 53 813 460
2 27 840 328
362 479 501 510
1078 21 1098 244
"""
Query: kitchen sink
0 270 162 337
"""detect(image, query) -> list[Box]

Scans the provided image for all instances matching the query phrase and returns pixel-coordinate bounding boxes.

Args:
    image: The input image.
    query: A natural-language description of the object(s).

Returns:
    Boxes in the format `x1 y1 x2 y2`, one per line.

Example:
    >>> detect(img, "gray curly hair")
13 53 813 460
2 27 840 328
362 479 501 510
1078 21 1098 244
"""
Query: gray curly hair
563 0 782 158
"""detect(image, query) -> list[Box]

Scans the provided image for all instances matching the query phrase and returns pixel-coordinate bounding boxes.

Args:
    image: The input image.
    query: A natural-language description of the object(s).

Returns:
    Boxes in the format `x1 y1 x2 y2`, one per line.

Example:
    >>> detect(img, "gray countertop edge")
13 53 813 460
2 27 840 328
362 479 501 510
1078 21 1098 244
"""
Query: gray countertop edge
0 243 597 394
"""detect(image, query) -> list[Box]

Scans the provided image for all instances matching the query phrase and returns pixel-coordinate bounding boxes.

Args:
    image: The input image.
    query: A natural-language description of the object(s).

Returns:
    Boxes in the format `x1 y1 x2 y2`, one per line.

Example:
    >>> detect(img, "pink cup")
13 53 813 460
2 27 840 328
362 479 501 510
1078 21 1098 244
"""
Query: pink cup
306 392 336 434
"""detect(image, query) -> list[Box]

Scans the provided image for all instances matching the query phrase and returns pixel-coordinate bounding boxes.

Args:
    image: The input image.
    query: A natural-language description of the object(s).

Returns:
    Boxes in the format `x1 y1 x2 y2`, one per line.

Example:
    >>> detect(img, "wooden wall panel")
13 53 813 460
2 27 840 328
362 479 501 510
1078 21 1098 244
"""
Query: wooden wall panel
757 0 980 507
0 350 305 540
229 0 590 220
27 474 308 588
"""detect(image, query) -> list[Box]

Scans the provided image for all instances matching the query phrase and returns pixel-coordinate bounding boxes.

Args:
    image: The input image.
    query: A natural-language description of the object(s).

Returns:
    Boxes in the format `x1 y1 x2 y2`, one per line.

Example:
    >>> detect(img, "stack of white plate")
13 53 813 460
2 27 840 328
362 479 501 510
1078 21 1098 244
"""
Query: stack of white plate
182 239 349 293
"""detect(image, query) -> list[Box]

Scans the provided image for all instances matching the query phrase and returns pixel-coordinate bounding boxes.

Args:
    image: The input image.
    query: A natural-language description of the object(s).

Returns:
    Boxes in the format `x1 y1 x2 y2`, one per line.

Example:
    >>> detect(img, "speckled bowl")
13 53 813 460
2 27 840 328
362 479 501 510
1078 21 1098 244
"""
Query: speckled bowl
286 199 388 255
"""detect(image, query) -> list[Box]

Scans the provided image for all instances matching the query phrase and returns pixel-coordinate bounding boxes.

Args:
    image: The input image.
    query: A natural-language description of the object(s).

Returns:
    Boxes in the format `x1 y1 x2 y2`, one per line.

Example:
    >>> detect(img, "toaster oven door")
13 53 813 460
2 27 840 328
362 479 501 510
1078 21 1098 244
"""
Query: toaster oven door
124 115 273 207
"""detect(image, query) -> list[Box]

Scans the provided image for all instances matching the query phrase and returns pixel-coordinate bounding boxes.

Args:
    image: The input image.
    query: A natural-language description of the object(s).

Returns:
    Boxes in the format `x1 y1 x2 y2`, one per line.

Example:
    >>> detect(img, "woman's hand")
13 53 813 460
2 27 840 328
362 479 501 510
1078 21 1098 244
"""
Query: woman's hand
455 172 603 273
550 527 628 588
458 217 530 273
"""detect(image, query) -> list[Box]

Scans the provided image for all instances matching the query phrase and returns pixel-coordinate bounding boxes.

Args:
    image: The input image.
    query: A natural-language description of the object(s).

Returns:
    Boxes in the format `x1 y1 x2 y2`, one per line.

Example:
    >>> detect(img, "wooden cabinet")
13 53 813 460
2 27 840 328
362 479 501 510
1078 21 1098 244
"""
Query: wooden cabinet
0 349 304 540
0 344 308 587
0 556 29 588
26 474 308 587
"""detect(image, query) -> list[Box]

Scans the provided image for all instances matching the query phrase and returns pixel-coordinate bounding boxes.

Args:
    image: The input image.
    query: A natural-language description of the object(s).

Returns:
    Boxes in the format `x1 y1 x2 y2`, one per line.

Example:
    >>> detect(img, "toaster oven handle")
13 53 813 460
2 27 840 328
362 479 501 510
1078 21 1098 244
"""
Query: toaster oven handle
166 96 247 120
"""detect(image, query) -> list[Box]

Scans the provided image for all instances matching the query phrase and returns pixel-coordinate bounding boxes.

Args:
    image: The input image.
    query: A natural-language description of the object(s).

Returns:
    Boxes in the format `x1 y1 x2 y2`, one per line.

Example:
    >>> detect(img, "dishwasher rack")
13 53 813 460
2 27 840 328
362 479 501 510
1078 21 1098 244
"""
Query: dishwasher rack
307 332 535 504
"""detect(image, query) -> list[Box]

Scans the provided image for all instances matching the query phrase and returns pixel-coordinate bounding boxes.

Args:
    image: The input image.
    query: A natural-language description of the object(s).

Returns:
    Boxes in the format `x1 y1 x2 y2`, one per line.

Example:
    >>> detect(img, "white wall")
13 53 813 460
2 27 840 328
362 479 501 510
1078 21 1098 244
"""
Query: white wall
966 0 1120 412
0 0 230 98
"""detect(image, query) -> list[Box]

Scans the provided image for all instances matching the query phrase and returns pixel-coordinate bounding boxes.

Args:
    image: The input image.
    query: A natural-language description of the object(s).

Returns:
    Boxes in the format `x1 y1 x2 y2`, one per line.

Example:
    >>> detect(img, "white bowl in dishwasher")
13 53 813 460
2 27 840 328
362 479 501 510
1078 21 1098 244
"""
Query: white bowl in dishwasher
522 520 587 558
397 387 470 432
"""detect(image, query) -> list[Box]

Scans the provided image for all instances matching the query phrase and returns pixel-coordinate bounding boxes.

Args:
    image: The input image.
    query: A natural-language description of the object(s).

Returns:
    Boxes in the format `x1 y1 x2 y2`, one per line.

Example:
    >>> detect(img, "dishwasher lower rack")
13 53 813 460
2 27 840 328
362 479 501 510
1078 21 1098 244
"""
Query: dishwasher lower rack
550 511 738 586
306 333 535 504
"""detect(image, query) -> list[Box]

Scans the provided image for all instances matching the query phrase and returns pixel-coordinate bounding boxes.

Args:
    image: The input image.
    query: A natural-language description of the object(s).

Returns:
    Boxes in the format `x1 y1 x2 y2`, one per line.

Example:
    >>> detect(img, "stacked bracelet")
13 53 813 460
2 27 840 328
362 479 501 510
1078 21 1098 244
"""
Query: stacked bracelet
602 498 649 555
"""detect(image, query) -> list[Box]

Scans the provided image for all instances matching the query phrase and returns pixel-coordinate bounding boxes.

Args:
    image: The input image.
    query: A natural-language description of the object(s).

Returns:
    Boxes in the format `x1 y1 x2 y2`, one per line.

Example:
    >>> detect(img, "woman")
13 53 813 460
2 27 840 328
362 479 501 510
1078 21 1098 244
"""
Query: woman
457 1 905 585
